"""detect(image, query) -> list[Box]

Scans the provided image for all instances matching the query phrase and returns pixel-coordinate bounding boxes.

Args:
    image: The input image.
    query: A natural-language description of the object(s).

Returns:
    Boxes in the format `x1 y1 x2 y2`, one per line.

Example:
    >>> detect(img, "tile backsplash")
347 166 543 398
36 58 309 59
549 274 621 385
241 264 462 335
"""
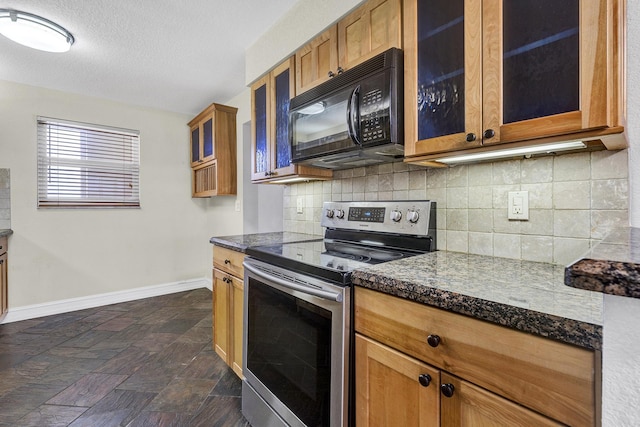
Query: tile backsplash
0 169 10 229
283 150 629 265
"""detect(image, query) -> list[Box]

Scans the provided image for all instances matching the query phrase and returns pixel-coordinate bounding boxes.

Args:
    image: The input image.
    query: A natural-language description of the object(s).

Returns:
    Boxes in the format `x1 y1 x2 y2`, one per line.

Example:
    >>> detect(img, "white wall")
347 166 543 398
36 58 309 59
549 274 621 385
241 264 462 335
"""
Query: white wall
602 1 640 425
0 80 226 308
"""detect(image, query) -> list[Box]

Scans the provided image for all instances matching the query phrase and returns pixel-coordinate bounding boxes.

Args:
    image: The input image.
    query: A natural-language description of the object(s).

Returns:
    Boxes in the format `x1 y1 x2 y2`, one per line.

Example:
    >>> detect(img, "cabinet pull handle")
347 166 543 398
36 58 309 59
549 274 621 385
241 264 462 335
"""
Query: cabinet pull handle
465 133 476 142
328 70 336 78
418 374 432 387
337 66 344 75
224 259 231 265
427 334 441 347
441 383 455 397
483 129 496 139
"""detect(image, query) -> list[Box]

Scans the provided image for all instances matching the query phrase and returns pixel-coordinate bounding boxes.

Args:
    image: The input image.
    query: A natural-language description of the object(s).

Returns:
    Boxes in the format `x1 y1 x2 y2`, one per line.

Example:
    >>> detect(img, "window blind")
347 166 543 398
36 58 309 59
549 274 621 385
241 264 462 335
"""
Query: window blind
37 117 140 208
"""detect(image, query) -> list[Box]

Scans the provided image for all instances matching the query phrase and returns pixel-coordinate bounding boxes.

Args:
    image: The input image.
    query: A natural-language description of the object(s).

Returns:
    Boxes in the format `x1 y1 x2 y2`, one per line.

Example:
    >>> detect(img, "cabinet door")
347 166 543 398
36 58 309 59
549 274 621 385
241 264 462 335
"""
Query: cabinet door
251 75 271 181
338 0 402 70
440 373 563 426
295 26 338 94
231 275 244 378
485 0 609 144
0 250 7 317
201 116 215 163
190 125 201 166
356 334 440 427
213 269 231 364
404 0 483 156
269 58 297 178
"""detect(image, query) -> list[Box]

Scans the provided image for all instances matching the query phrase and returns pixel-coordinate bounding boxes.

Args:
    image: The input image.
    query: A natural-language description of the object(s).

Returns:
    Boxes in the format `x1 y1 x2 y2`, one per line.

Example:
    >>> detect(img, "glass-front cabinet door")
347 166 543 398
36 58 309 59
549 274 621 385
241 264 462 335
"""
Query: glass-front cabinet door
250 75 270 181
269 58 297 178
404 0 616 158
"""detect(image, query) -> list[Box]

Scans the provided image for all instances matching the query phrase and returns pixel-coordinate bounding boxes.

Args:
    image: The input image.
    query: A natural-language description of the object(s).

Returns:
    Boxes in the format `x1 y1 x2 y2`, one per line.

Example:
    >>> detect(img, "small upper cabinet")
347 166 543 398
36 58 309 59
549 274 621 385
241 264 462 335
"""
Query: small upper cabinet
251 57 332 183
295 0 402 94
188 103 237 197
403 0 625 161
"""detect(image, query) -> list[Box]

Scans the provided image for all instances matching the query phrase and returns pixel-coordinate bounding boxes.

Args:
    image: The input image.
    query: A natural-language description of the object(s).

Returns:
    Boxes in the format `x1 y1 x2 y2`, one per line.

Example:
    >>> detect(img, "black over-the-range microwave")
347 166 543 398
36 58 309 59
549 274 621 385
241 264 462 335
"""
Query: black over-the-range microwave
289 47 404 170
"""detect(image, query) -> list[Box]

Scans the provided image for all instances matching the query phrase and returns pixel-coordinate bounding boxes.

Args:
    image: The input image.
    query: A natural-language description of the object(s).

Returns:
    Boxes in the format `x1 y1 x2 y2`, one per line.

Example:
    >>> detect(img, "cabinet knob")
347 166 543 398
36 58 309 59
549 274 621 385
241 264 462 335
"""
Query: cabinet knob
427 334 441 347
337 67 344 75
418 374 432 387
465 133 476 142
224 259 231 265
483 129 496 139
441 383 455 398
328 70 336 78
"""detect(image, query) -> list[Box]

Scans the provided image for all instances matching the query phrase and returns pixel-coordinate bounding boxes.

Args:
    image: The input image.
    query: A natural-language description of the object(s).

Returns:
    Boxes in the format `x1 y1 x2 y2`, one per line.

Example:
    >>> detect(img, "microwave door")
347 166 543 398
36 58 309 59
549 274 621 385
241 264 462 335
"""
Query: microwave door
346 85 361 145
291 86 357 162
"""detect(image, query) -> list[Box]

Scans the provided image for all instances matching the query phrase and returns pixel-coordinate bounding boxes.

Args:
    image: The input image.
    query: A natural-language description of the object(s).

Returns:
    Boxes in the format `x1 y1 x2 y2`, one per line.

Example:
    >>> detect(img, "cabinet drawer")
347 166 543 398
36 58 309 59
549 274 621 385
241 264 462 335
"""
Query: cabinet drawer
0 236 6 255
213 246 245 278
355 287 597 427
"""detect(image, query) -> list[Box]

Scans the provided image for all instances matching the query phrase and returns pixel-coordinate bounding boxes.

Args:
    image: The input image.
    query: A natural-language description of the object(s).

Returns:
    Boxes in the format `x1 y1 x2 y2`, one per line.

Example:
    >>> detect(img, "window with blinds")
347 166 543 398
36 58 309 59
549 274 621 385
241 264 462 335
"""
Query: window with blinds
37 117 140 208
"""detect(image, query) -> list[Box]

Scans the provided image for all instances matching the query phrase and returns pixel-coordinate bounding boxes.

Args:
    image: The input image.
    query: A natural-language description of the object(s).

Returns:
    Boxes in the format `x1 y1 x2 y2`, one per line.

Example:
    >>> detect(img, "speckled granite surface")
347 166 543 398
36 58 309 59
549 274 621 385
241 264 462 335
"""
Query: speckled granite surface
565 227 640 299
352 251 603 351
0 229 12 238
209 232 321 252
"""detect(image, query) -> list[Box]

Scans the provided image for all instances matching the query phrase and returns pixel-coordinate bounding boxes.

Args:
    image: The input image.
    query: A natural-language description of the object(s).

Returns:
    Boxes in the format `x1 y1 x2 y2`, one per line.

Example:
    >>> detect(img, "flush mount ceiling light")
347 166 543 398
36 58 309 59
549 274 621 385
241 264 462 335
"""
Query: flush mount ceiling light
0 9 74 52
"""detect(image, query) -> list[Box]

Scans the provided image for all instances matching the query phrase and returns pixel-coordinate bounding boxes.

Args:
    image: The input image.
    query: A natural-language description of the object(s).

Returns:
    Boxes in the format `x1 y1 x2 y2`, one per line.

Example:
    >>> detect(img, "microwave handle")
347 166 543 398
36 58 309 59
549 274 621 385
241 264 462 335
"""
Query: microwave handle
346 85 361 145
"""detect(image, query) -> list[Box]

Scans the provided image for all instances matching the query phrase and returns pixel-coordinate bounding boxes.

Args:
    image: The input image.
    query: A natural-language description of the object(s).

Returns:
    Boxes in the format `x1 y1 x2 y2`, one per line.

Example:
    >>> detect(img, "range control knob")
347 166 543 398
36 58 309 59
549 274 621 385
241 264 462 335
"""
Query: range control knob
407 210 420 223
333 209 345 219
390 210 402 222
325 209 334 218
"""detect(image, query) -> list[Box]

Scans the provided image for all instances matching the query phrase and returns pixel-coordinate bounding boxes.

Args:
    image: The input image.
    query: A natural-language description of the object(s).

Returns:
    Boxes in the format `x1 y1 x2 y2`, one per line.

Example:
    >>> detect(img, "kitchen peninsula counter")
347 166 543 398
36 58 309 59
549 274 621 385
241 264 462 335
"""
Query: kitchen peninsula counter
210 232 321 252
565 227 640 299
352 251 603 351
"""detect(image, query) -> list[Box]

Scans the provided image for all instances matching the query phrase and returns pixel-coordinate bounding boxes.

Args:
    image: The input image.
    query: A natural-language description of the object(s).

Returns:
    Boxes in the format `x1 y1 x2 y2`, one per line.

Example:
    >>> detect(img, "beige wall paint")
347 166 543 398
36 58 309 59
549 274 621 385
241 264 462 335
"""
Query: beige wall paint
0 79 232 307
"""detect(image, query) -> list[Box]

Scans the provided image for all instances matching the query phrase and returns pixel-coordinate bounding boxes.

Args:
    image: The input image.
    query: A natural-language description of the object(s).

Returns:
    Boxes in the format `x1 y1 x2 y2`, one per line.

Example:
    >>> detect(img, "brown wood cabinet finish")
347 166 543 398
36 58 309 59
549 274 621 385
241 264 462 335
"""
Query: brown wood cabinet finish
295 0 402 94
212 245 245 378
188 103 237 197
355 287 599 426
403 0 625 162
250 57 332 183
0 236 7 319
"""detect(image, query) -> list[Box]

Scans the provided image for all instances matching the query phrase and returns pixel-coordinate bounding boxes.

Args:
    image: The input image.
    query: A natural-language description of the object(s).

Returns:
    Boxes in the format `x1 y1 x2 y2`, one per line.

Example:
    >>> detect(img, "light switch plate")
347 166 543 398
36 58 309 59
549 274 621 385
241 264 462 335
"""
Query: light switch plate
508 191 529 220
296 197 304 214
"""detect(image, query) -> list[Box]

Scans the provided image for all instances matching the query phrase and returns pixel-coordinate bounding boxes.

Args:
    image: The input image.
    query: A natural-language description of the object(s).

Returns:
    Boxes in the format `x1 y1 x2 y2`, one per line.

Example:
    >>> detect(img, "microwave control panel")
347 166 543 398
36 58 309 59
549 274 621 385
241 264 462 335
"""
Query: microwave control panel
360 88 389 143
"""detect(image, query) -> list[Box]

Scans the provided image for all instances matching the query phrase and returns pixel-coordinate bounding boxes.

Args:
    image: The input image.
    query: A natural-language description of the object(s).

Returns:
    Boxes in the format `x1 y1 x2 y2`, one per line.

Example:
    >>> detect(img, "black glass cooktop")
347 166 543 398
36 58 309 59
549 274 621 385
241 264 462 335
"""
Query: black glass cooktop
246 229 434 285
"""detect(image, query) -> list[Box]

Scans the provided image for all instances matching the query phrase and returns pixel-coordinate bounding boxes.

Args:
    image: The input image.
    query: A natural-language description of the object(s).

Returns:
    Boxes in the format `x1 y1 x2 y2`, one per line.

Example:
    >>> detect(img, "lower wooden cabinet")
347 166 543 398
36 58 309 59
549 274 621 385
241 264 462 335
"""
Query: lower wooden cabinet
0 236 7 319
355 287 599 426
212 245 245 378
356 334 440 427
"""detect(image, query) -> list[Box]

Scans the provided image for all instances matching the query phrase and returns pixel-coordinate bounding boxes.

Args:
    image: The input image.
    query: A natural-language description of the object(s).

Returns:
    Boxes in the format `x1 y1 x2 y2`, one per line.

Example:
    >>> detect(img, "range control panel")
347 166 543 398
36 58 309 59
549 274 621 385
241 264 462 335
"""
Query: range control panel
321 200 436 237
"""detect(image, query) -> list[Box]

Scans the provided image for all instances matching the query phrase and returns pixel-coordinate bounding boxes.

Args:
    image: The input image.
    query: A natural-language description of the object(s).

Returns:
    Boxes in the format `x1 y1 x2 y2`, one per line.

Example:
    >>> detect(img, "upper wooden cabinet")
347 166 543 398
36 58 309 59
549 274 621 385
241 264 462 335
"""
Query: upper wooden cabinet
295 0 402 94
188 103 237 197
251 57 332 183
403 0 625 162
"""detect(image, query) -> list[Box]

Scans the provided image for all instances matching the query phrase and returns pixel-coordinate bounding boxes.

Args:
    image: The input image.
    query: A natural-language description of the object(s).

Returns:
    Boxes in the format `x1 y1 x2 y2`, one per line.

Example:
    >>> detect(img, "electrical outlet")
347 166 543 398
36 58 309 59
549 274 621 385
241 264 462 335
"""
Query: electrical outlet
508 191 529 220
296 197 304 214
235 200 241 212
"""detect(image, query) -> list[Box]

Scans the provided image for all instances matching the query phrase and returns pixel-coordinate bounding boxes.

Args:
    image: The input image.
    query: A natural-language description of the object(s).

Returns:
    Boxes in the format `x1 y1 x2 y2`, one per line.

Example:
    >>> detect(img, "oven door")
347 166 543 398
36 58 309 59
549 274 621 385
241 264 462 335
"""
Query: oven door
242 258 350 427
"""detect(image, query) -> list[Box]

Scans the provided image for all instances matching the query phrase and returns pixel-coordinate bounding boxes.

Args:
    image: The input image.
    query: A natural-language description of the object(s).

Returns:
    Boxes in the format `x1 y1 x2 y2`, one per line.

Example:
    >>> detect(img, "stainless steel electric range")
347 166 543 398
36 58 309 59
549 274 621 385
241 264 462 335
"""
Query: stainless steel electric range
242 200 437 427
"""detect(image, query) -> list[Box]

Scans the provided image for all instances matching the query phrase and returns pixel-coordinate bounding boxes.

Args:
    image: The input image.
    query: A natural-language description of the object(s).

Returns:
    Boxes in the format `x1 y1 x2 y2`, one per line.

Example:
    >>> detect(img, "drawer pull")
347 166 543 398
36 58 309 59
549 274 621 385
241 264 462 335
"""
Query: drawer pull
441 383 455 398
427 334 441 347
224 259 231 265
418 374 432 387
222 277 232 284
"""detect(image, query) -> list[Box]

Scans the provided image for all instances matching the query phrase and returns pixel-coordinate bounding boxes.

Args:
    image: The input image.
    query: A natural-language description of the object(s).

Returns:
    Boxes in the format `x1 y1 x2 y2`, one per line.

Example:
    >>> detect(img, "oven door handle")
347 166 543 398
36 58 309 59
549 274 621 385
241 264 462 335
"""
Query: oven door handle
243 261 344 303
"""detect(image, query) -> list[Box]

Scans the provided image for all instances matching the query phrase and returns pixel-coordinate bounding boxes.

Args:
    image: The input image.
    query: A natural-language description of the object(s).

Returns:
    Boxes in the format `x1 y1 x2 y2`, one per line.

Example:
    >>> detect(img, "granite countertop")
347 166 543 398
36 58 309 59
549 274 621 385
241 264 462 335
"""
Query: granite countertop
210 232 321 252
566 227 640 299
0 229 13 238
352 251 603 351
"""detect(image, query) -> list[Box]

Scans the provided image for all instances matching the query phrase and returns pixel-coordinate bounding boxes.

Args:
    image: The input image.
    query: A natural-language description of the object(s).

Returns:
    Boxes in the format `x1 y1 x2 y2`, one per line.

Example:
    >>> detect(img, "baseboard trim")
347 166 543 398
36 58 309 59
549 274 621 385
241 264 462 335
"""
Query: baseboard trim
0 277 212 324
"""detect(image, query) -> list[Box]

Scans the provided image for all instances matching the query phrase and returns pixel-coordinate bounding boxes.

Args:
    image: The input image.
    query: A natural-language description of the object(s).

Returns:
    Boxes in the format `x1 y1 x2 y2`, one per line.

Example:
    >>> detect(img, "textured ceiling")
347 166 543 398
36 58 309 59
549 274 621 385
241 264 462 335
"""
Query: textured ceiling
0 0 300 115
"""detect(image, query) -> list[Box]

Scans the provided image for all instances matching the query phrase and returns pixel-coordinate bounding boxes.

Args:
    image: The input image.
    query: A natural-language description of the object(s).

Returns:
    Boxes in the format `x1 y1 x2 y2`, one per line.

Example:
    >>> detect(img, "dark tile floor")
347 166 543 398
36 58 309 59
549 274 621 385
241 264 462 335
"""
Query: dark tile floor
0 288 249 426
